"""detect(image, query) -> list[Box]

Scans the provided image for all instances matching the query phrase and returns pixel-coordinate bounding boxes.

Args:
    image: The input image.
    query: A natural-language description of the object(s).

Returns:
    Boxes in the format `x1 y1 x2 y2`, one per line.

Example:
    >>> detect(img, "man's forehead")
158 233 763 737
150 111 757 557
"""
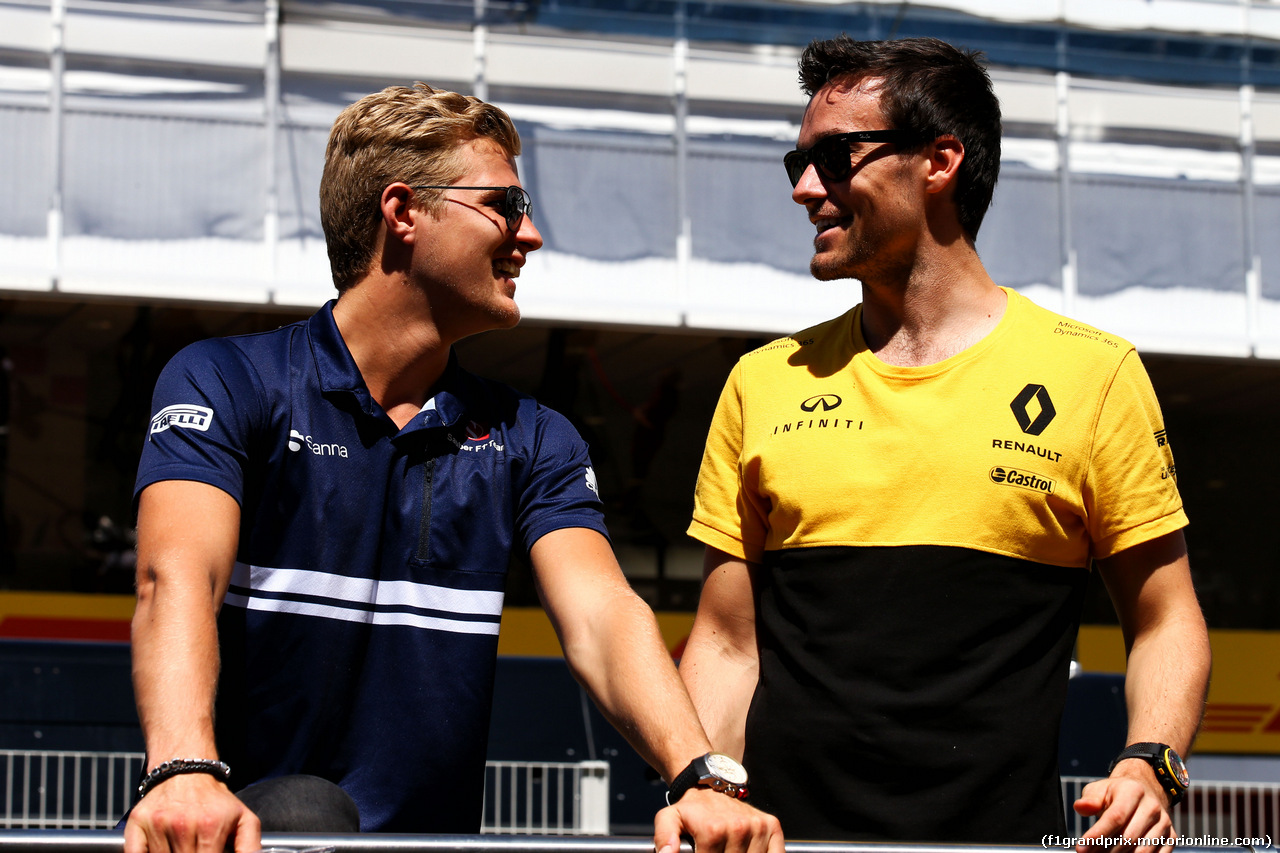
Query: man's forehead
452 137 520 181
805 75 885 115
821 73 884 99
799 76 887 142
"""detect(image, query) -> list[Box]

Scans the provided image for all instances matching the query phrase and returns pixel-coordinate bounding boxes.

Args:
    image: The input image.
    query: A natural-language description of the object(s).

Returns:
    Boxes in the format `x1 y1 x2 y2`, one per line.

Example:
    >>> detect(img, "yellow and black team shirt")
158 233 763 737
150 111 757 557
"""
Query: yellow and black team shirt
688 288 1186 844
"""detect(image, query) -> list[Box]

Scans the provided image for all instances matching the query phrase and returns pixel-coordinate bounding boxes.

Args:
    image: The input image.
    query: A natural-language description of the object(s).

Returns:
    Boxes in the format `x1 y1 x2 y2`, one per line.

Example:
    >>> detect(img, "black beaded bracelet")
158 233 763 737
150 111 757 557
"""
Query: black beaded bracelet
137 758 231 799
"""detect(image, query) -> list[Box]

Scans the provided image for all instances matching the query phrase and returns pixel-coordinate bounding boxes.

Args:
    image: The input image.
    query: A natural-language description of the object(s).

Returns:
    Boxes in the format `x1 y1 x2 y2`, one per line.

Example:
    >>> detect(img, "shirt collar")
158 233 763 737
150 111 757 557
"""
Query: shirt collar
309 300 372 412
417 353 480 432
308 300 487 432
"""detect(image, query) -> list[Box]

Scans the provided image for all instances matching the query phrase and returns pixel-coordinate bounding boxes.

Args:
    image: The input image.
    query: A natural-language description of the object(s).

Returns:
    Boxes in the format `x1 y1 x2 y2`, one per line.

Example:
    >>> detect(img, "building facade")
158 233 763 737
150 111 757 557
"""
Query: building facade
1 0 1279 763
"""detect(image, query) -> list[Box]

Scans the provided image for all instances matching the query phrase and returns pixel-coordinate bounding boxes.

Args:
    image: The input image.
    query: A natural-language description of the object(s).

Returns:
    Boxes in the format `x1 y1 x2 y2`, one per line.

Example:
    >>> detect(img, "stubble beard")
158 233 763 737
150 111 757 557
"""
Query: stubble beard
809 234 877 282
810 251 855 281
809 217 911 286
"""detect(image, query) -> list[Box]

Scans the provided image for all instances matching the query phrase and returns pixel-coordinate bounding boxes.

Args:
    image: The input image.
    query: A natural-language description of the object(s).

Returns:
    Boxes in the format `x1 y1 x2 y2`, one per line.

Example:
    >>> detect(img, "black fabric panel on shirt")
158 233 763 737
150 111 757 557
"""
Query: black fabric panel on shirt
743 544 1087 844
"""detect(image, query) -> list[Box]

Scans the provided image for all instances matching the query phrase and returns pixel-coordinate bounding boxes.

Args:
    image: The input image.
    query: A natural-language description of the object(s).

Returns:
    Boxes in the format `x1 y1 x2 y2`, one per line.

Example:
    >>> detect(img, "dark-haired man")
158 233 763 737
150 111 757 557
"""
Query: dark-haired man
680 36 1209 847
125 82 782 853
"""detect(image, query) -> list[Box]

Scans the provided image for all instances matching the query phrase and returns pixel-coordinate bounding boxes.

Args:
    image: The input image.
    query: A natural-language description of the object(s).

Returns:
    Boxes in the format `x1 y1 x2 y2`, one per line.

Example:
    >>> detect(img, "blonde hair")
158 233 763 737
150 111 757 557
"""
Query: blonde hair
320 82 522 292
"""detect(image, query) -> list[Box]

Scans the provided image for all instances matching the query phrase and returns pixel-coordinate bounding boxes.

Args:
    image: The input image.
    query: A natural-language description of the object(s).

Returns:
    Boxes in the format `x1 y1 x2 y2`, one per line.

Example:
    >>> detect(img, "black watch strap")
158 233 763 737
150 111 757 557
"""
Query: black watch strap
666 752 749 805
1108 742 1189 806
668 760 704 805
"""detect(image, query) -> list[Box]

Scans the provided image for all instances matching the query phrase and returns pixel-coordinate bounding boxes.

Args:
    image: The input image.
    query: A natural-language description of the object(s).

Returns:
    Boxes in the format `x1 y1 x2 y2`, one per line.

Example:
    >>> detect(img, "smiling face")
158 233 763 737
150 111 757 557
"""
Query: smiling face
792 78 927 285
412 137 543 342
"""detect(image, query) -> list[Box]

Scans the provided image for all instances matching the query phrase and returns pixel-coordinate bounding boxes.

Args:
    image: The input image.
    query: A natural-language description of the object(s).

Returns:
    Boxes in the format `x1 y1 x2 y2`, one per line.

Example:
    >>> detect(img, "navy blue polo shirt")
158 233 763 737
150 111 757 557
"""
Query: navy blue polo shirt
135 301 608 831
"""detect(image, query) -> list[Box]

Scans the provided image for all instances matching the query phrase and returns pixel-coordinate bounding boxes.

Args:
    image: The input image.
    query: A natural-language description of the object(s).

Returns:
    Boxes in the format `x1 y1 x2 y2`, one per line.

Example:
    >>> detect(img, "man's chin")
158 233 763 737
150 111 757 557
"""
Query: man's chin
809 259 854 282
471 306 521 336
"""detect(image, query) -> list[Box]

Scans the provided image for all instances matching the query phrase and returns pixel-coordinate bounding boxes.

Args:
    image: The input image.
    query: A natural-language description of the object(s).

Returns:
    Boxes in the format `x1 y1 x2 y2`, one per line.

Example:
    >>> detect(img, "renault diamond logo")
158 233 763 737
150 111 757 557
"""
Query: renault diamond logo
801 394 842 412
1010 384 1056 436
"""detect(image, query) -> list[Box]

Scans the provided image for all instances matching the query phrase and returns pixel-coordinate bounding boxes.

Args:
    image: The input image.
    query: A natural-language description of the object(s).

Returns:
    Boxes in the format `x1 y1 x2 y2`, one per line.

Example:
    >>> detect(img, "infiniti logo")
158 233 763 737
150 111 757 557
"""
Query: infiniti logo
801 394 842 413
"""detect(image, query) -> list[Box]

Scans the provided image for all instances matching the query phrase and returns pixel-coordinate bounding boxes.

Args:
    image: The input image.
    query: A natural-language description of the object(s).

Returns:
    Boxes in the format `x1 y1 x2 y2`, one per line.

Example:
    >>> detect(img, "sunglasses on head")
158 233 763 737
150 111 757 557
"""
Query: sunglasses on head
411 184 533 232
783 130 921 187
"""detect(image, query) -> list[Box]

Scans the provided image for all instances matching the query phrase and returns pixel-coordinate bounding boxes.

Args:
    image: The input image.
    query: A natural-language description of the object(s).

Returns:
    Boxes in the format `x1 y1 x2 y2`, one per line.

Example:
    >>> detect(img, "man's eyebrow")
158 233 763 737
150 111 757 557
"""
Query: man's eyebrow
802 132 850 148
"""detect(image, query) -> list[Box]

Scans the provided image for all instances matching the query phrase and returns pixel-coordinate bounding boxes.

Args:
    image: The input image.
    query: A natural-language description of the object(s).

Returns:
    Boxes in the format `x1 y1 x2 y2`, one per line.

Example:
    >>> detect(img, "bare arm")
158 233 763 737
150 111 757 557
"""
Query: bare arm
529 528 782 853
1074 529 1211 848
124 480 261 853
677 547 761 761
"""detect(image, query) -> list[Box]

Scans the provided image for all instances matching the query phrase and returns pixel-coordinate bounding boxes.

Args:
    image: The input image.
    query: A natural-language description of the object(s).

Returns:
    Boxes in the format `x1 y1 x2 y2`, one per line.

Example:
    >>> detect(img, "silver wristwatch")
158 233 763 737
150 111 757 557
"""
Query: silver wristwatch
666 752 750 805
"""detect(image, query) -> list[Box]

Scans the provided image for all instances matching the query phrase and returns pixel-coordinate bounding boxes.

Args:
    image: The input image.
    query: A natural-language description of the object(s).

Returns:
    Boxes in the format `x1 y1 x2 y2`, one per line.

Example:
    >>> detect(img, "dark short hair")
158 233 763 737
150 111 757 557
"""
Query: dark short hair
799 35 1001 240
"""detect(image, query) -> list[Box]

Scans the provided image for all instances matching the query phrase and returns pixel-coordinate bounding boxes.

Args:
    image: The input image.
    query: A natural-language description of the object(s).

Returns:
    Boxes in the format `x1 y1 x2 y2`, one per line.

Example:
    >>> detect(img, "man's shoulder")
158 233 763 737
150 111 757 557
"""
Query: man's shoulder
1006 290 1136 363
170 317 308 372
739 309 856 365
152 319 314 429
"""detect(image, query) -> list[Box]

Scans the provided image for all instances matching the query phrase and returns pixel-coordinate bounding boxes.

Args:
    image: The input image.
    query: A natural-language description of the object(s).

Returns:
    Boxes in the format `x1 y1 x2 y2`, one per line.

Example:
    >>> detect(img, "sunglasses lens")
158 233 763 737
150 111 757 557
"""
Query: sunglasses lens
504 187 531 230
812 137 851 182
783 151 808 187
784 138 853 186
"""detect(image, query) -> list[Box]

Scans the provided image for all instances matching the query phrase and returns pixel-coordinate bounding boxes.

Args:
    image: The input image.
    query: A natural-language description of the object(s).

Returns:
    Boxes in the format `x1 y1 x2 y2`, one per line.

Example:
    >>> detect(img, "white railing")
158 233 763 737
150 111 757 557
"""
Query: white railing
1063 775 1280 841
10 756 1278 840
483 760 609 836
0 751 610 835
0 751 143 831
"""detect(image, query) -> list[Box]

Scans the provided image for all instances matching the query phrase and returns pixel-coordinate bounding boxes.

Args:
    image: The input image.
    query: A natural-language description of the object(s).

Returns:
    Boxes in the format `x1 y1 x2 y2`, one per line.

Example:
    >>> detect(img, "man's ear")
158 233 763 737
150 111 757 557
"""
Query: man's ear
924 135 964 196
379 183 419 245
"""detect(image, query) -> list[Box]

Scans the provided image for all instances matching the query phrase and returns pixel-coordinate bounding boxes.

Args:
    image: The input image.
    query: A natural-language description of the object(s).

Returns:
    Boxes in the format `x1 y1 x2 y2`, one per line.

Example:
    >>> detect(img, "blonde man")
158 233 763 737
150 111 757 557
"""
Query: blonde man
125 83 782 853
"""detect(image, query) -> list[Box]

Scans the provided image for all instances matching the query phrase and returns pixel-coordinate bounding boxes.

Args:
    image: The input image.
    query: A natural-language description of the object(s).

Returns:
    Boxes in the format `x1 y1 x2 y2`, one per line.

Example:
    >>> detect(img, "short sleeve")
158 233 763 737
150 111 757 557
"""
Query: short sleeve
516 404 609 552
1084 349 1188 558
134 339 264 506
688 362 768 563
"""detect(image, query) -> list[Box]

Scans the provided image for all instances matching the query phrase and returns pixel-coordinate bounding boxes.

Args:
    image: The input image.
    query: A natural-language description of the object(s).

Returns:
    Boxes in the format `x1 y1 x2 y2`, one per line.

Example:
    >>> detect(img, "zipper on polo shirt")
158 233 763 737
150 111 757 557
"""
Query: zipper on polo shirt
416 455 436 563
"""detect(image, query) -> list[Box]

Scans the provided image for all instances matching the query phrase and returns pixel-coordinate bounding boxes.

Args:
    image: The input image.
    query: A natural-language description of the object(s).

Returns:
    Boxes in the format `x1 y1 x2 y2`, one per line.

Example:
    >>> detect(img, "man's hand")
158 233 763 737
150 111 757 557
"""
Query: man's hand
654 788 784 853
1073 760 1176 851
123 773 261 853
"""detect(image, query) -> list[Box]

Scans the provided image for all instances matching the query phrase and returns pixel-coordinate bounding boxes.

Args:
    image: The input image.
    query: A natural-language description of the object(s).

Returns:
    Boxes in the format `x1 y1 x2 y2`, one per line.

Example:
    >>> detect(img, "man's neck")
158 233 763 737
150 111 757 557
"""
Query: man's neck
857 247 1007 368
332 277 452 429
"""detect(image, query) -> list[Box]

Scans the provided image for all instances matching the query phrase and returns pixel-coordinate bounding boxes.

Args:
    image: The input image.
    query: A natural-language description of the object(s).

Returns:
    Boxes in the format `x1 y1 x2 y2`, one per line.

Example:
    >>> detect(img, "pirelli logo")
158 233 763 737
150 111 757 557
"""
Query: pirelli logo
150 404 214 436
990 466 1055 495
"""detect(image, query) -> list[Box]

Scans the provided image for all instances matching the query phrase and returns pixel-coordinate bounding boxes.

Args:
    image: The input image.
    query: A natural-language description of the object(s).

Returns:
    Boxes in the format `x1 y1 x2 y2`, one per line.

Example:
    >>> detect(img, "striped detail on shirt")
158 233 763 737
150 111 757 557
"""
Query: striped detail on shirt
223 562 505 635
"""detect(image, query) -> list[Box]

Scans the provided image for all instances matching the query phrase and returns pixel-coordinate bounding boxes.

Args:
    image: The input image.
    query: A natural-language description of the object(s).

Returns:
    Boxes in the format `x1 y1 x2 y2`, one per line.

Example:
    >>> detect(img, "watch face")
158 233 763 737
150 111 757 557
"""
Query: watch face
1163 748 1190 789
705 753 749 785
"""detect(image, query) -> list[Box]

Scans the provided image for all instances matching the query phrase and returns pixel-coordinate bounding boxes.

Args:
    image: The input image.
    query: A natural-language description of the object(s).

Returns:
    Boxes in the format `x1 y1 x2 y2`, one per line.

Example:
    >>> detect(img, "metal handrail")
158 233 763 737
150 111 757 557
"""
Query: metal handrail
0 834 1257 853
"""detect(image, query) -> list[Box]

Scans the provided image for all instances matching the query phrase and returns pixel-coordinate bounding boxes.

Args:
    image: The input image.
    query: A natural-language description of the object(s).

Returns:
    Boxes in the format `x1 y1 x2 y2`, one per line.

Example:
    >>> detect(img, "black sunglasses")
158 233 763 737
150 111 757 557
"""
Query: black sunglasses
411 185 532 232
783 130 921 187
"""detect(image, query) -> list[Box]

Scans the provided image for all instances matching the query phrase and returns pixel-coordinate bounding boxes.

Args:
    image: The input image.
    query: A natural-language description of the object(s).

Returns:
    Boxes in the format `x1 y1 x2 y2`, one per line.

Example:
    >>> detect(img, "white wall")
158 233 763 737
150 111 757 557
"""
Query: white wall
4 0 1280 356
